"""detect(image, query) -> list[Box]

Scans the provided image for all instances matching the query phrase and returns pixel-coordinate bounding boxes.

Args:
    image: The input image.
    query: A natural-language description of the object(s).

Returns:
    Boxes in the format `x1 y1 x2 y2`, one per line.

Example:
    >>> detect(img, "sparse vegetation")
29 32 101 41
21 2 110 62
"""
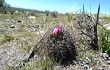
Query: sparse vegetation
66 12 74 22
0 0 5 7
3 34 14 41
0 4 110 70
0 34 14 44
99 26 110 55
99 14 110 23
22 42 33 53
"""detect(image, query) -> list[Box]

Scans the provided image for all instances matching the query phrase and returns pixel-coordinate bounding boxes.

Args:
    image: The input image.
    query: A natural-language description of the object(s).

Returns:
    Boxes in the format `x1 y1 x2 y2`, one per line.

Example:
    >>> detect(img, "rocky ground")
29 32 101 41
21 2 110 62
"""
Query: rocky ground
0 14 110 70
0 14 46 69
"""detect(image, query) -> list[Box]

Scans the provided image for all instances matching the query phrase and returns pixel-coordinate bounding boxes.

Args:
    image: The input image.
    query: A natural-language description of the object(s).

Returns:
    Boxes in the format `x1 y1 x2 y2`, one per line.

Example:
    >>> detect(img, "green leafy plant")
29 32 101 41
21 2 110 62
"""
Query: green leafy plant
99 26 110 55
3 34 14 41
0 34 14 44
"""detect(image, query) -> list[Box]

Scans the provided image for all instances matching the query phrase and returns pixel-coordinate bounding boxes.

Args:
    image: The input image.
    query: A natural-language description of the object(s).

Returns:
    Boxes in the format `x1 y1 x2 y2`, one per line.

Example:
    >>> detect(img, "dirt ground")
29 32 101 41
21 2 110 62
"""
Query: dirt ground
0 14 110 70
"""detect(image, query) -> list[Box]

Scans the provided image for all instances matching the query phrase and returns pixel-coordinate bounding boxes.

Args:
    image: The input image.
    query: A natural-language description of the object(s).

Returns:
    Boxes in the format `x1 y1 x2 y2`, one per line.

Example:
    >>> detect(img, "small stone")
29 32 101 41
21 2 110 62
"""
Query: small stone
100 53 108 60
89 68 93 70
107 57 110 60
107 60 110 64
34 54 38 58
98 68 104 70
73 61 77 65
83 57 90 64
10 25 16 28
17 20 22 23
54 66 62 70
14 63 20 67
80 63 84 66
83 65 89 70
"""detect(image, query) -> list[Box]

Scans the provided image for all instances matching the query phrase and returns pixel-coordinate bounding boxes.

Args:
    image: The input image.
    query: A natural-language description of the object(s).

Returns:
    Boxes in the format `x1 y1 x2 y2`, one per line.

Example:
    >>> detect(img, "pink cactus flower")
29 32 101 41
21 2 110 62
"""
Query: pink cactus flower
52 25 63 38
57 25 62 31
52 28 59 34
53 25 62 33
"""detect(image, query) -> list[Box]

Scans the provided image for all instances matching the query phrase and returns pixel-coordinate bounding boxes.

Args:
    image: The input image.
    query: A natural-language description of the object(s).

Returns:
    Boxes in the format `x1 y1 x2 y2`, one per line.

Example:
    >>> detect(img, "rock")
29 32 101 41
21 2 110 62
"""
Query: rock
89 68 93 70
100 53 109 60
108 57 110 60
83 57 90 64
28 16 35 23
28 16 36 19
103 24 110 30
17 20 22 23
83 65 89 70
98 68 104 70
107 60 110 65
10 25 16 28
73 61 77 65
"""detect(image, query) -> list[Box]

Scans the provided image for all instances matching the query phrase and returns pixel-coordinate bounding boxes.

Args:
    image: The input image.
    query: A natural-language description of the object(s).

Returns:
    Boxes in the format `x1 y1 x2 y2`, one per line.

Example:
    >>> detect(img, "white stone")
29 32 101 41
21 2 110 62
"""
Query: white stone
10 25 16 28
28 16 36 23
103 24 110 30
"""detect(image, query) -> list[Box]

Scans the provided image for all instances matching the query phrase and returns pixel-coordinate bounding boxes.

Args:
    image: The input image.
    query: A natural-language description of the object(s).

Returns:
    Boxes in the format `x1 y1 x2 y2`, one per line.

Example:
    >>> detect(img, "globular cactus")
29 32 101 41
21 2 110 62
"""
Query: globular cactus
42 25 77 66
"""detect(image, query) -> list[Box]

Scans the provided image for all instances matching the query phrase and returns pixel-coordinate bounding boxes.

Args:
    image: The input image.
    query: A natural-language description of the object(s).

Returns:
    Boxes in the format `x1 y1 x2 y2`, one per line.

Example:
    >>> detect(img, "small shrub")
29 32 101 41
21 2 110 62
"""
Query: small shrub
22 42 33 53
99 26 110 56
1 34 14 43
45 10 50 16
51 11 58 18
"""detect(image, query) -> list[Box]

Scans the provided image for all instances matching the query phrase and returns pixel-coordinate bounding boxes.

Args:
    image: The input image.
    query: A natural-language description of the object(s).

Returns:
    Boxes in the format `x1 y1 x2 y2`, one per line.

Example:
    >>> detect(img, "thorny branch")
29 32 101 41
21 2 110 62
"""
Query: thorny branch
75 4 100 50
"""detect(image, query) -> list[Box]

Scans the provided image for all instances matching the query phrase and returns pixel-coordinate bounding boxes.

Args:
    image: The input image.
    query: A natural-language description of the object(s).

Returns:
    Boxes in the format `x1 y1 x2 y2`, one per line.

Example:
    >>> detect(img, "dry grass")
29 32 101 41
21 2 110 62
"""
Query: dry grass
0 13 110 70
